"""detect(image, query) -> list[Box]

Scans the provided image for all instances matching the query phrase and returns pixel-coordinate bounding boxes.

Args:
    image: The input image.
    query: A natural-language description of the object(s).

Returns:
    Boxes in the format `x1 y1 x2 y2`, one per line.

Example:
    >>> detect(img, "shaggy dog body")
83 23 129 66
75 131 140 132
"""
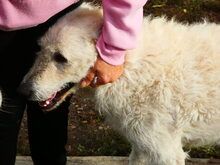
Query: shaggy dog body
21 4 220 165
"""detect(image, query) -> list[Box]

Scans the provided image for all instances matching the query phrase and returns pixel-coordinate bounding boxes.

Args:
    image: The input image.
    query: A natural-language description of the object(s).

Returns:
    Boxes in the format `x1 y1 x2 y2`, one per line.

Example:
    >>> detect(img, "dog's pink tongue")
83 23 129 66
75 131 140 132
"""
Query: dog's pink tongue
39 92 57 107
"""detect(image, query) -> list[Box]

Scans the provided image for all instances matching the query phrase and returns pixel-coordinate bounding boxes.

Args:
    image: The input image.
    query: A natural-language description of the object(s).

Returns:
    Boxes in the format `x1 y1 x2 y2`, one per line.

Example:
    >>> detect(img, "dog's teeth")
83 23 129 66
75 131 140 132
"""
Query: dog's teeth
46 101 50 104
44 103 48 107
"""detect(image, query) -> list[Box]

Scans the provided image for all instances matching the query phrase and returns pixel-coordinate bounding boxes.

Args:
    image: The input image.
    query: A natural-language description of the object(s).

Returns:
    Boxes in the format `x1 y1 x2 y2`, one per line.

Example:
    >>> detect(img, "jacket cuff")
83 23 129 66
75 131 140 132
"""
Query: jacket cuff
96 34 126 66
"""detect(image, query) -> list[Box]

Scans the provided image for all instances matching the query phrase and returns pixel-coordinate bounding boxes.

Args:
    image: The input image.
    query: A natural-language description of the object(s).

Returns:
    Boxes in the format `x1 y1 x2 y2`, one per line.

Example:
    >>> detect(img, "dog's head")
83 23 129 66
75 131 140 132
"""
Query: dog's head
19 4 102 111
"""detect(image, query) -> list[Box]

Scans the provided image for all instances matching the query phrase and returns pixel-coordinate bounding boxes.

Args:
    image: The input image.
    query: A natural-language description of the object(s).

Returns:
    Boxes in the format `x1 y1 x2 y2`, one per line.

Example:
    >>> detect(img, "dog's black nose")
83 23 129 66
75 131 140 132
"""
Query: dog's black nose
17 82 33 98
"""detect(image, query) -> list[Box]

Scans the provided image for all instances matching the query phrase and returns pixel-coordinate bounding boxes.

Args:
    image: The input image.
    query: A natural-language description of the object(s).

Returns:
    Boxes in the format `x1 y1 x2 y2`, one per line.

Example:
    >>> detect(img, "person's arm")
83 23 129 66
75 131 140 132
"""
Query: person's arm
96 0 147 65
81 0 147 87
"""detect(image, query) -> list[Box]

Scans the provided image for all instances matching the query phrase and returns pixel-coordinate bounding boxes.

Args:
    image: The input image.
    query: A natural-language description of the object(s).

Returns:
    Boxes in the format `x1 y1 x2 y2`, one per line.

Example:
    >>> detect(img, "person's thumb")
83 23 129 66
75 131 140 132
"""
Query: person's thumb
80 69 95 88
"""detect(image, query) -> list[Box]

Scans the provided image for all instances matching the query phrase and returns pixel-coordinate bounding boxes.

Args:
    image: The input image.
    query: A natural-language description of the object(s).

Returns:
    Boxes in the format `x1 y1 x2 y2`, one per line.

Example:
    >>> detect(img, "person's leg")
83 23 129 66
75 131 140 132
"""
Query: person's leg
24 1 83 165
0 93 26 165
0 1 83 164
0 30 29 165
27 101 70 165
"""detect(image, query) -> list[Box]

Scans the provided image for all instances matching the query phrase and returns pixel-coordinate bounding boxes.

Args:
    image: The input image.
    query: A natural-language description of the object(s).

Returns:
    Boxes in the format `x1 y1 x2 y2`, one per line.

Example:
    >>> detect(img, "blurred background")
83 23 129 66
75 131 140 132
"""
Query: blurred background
17 0 220 158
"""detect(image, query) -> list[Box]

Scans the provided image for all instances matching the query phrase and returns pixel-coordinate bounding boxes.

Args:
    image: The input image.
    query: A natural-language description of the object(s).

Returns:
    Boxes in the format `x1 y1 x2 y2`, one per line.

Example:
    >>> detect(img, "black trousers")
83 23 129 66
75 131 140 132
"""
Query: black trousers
0 1 83 165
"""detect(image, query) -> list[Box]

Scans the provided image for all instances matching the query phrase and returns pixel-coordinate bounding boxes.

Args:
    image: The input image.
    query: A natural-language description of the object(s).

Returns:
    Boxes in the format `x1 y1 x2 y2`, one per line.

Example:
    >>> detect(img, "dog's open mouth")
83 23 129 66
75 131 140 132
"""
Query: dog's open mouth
38 83 75 111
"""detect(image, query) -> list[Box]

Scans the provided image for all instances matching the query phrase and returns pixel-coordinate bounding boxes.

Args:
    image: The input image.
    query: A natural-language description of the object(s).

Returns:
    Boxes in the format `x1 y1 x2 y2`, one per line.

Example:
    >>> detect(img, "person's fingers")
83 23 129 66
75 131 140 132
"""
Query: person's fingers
91 73 114 87
81 56 124 88
90 76 105 87
80 68 95 88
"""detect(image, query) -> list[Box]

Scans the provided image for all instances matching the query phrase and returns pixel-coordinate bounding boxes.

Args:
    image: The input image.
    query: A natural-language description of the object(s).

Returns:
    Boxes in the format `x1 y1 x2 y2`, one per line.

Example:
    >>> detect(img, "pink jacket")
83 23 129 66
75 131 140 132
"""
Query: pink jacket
0 0 147 65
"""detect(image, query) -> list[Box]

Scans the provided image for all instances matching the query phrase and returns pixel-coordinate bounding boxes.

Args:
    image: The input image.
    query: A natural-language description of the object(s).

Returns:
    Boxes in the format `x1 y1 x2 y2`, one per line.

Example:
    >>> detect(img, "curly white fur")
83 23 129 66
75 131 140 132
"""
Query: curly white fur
22 3 220 165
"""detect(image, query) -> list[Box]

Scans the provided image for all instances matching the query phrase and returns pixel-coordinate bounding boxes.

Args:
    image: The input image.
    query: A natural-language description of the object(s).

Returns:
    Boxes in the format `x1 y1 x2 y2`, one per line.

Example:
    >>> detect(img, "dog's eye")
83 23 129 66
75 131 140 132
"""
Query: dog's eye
54 52 68 63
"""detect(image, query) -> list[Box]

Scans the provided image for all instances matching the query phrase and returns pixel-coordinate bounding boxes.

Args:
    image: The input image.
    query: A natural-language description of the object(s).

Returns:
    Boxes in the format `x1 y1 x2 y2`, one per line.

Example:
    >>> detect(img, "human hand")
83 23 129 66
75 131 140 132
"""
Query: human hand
80 56 124 88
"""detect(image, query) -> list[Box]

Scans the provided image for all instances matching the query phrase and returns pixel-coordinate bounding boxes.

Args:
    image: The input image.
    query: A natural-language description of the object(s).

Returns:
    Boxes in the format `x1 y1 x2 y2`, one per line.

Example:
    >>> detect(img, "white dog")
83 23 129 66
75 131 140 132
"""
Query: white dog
20 3 220 165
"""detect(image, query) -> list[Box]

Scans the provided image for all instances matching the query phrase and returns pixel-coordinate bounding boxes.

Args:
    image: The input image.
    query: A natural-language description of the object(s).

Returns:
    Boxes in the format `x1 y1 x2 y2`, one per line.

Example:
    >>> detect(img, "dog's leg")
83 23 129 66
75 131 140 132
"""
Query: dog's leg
128 139 186 165
129 147 149 165
125 121 186 165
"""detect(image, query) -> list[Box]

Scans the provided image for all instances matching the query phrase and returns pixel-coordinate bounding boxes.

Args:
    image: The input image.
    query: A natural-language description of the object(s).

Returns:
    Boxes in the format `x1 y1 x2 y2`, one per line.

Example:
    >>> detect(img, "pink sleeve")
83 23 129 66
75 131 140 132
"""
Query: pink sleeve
96 0 147 65
0 0 77 31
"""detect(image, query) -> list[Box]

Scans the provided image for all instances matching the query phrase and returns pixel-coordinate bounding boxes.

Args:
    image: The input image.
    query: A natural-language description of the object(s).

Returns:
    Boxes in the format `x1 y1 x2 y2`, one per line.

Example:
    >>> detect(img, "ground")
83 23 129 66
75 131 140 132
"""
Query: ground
17 0 220 158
